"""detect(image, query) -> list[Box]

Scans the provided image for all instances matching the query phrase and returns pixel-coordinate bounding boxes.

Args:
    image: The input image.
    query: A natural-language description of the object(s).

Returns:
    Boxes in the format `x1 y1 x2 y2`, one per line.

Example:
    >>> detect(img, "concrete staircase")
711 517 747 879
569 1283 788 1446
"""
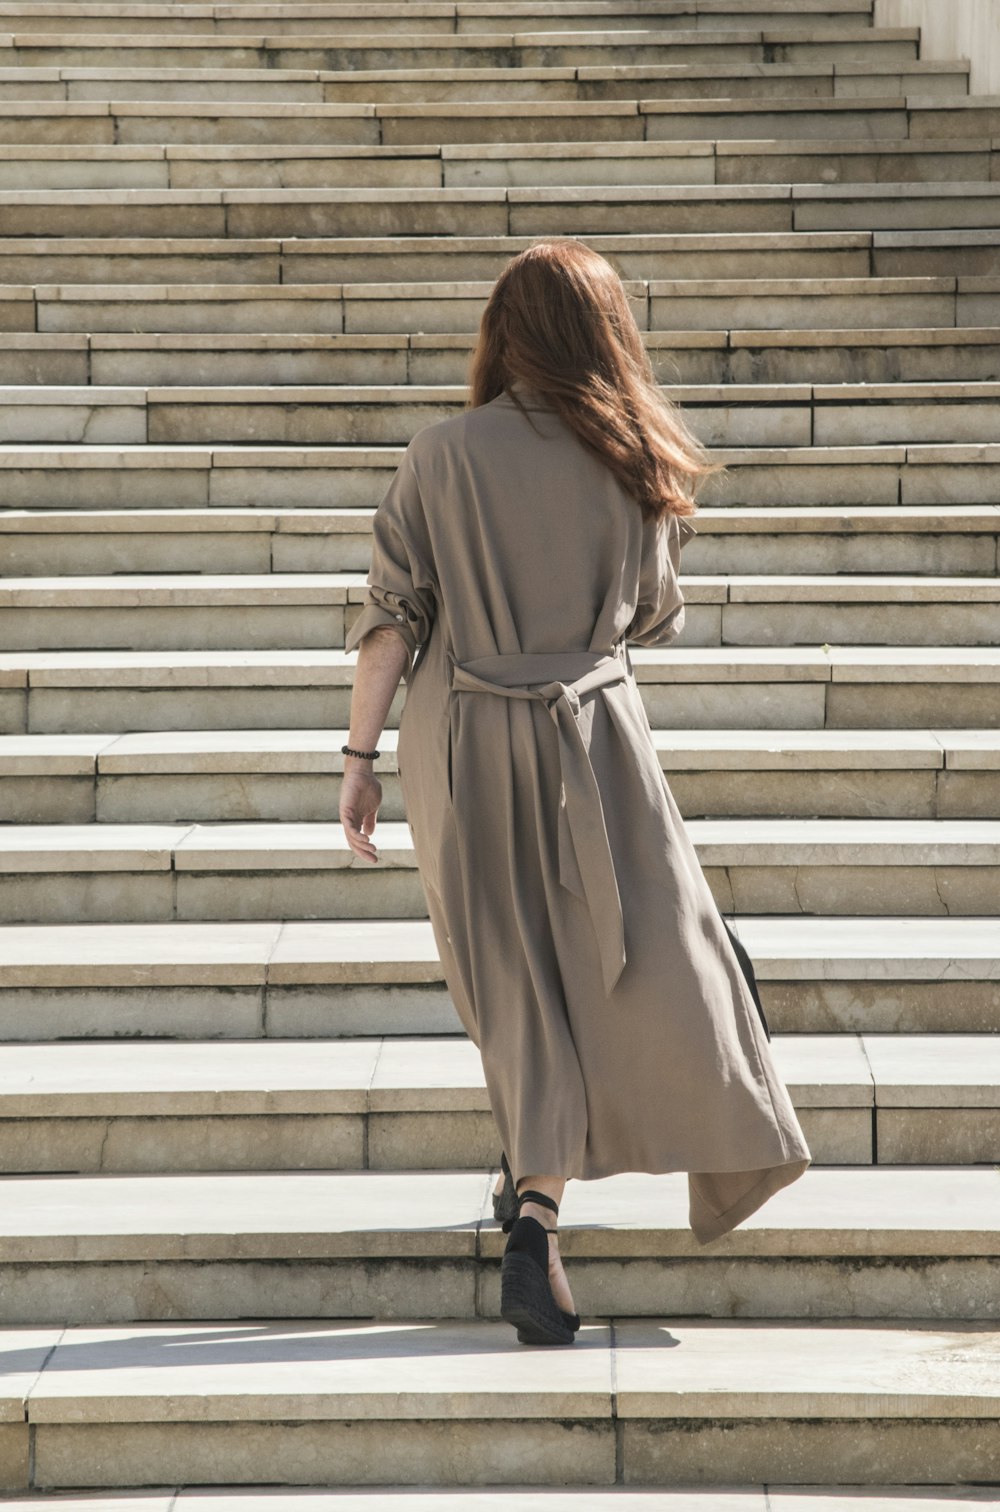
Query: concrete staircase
1 0 999 1500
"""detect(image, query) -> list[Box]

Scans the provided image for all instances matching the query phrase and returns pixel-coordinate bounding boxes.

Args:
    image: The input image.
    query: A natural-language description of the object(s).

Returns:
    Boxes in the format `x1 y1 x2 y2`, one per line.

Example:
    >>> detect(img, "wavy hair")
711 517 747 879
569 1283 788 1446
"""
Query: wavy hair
468 240 720 522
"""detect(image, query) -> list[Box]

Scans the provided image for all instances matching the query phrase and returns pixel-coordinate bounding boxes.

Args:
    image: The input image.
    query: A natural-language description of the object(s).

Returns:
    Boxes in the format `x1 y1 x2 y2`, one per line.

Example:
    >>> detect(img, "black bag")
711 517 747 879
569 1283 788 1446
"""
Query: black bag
720 913 771 1042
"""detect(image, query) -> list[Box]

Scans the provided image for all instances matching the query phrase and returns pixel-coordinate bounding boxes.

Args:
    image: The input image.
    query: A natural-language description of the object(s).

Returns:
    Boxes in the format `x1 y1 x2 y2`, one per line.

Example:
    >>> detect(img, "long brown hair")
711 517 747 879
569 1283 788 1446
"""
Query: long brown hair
469 240 719 522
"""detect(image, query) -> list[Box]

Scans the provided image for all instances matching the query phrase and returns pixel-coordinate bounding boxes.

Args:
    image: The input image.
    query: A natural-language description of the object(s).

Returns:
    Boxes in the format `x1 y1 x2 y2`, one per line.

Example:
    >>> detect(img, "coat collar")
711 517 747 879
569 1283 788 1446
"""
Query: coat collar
494 381 556 412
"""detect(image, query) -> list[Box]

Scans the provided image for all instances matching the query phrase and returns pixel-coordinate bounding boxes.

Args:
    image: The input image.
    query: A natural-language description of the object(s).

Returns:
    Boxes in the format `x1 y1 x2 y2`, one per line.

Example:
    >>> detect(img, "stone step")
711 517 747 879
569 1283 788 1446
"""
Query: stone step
5 277 998 336
0 64 968 111
4 1166 1000 1325
3 381 1000 448
4 506 997 579
4 721 999 824
2 1031 999 1171
0 59 970 107
0 1 885 37
3 181 997 238
0 817 994 922
0 134 993 190
5 1316 1000 1491
0 915 995 1038
3 442 998 512
0 28 923 75
4 645 998 734
1 570 999 651
6 326 1000 388
0 1496 996 1512
0 230 992 284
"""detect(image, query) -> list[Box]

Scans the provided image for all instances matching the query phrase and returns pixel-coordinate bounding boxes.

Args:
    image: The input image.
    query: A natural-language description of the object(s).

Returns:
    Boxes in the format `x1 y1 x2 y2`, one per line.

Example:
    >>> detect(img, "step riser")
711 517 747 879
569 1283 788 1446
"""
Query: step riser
3 977 997 1039
5 1253 997 1327
4 530 998 579
5 680 998 735
3 454 999 511
6 339 1000 387
0 142 990 191
3 600 998 652
7 765 998 823
0 14 886 38
0 862 994 923
0 101 985 145
4 396 1000 447
3 193 992 238
10 1415 999 1494
0 1105 993 1173
6 288 994 336
5 73 961 109
5 242 994 283
0 39 922 71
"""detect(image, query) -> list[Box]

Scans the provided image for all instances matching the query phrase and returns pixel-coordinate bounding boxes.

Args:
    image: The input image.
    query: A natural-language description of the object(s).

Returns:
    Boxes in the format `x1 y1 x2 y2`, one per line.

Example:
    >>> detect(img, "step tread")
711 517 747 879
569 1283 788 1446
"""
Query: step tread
0 914 994 985
2 572 998 606
8 378 1000 397
0 817 997 873
0 135 991 162
1 726 999 775
5 328 1000 351
5 181 995 203
2 1166 999 1261
6 1032 999 1113
4 645 999 688
2 505 999 533
5 1316 999 1424
0 1493 993 1512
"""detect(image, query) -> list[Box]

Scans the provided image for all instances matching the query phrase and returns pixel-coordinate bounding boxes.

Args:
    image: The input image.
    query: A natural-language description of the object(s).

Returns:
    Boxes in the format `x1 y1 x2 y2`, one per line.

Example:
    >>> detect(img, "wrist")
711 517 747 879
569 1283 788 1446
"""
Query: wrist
342 742 380 763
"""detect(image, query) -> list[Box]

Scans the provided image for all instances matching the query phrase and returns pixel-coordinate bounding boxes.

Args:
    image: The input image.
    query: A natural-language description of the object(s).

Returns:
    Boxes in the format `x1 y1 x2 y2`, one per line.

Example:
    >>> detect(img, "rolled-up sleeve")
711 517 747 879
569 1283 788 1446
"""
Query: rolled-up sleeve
344 444 438 684
626 511 697 649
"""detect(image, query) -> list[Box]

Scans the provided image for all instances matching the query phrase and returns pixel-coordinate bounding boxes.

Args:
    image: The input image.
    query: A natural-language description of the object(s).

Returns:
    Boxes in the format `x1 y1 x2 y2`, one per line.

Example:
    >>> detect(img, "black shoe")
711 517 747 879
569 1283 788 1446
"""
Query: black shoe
492 1151 518 1227
500 1188 580 1347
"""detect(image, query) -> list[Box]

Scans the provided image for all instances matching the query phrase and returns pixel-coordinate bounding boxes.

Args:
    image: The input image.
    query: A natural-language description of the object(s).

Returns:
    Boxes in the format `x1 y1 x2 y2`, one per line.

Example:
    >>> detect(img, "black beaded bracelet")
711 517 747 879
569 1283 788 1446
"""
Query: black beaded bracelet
342 743 380 760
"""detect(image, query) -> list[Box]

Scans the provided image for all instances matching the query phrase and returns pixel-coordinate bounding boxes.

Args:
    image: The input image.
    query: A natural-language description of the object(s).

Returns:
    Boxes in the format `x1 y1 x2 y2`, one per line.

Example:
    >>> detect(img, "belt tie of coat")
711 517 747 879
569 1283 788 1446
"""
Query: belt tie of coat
448 645 629 998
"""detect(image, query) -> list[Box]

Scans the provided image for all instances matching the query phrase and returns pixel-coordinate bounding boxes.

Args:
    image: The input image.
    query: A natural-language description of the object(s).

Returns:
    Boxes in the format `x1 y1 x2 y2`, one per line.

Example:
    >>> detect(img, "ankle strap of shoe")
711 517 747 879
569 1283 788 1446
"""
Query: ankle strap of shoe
516 1189 559 1218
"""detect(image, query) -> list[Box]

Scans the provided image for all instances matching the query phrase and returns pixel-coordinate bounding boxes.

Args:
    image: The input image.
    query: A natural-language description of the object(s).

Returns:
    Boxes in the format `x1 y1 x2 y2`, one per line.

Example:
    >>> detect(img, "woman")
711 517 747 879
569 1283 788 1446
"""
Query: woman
340 241 812 1348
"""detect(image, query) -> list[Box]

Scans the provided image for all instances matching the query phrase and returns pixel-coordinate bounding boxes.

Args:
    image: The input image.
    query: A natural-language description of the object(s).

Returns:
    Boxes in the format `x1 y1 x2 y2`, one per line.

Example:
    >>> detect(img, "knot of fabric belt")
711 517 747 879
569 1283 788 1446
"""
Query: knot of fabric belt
449 648 629 997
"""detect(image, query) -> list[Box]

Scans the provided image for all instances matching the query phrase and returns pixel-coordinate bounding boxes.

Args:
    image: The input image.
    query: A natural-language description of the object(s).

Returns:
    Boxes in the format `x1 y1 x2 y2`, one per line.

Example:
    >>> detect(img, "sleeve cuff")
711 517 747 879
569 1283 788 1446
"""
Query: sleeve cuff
345 603 418 669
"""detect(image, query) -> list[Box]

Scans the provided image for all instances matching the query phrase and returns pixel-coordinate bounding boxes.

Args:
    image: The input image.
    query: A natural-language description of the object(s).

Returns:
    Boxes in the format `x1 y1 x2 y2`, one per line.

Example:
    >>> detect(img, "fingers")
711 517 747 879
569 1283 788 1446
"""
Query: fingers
341 814 379 864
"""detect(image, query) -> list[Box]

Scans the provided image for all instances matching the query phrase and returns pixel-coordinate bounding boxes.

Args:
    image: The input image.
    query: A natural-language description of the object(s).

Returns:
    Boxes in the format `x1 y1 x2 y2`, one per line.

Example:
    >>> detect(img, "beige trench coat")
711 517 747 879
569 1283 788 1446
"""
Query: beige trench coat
345 386 812 1245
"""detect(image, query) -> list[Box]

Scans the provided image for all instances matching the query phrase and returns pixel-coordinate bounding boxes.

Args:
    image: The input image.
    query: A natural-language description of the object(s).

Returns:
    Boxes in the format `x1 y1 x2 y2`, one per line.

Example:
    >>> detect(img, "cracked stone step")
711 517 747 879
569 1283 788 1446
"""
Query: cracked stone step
0 914 995 1038
1 570 999 650
0 134 992 190
5 325 1000 387
3 380 1000 447
0 1 892 39
0 56 965 109
3 181 997 239
1 1032 999 1172
0 816 994 922
2 1166 1000 1325
3 645 999 734
0 28 924 76
2 1317 1000 1491
3 722 998 825
3 504 997 578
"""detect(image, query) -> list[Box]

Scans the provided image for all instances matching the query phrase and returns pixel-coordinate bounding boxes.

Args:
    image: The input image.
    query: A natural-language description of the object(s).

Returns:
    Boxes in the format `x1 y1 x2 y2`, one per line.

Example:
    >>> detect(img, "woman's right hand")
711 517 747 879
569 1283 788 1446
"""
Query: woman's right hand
340 764 383 864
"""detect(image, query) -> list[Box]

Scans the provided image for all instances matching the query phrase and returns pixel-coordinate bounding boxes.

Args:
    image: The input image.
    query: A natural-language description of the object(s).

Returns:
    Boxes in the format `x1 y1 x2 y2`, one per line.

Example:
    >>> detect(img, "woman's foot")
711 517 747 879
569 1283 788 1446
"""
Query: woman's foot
518 1199 577 1319
500 1184 579 1346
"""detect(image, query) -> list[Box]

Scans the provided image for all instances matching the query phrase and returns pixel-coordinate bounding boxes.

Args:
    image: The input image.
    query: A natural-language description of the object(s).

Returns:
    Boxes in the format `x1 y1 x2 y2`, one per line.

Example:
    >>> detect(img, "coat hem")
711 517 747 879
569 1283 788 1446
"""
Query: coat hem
688 1157 813 1247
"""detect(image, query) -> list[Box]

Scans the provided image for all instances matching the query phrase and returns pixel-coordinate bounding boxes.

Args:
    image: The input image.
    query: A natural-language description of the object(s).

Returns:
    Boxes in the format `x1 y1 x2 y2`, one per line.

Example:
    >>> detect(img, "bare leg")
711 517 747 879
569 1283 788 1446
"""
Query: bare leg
516 1173 577 1318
